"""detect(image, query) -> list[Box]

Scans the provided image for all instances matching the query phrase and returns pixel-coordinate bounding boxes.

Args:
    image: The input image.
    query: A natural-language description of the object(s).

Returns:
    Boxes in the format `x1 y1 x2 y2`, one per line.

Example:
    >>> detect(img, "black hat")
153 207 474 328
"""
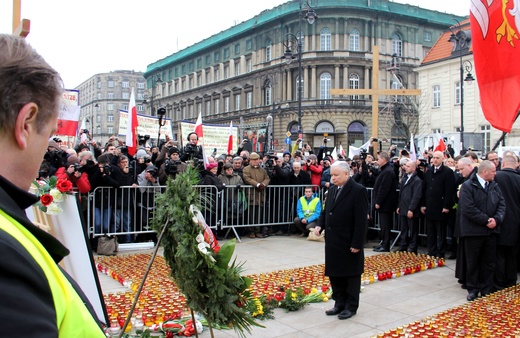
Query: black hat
168 147 180 155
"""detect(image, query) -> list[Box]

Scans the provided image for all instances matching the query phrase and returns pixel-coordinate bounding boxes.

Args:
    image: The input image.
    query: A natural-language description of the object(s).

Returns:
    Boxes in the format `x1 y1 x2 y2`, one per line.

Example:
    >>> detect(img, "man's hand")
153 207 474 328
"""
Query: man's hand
487 218 497 229
301 218 308 224
421 206 426 215
258 183 265 191
375 204 380 210
442 208 450 214
350 247 360 253
314 226 321 236
407 210 413 219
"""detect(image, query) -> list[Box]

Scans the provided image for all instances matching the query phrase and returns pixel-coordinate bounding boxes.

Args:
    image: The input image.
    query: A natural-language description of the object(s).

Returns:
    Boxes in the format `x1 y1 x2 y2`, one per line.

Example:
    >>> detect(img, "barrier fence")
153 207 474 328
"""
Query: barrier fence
87 185 429 244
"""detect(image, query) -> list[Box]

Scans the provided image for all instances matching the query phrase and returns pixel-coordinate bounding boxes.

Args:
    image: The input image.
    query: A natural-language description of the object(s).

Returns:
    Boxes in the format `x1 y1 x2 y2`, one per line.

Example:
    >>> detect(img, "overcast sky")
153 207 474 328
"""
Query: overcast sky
1 0 469 89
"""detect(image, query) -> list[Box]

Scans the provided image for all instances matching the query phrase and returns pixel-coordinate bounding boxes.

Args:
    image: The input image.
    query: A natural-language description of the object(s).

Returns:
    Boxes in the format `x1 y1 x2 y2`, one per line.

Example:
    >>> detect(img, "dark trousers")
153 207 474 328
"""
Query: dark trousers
494 244 518 291
329 275 361 313
464 235 497 296
398 215 419 252
378 211 393 249
426 219 447 257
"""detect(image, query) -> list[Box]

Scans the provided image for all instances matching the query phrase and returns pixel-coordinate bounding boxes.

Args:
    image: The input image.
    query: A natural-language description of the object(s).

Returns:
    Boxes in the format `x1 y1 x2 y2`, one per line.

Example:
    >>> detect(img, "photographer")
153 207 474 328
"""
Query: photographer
181 132 204 162
55 155 91 194
305 154 322 191
352 149 379 188
158 147 187 184
42 139 68 176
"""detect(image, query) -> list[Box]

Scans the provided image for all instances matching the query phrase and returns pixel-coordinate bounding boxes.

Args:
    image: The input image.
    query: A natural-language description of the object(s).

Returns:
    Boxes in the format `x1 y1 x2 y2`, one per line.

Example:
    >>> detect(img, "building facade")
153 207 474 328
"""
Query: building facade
416 19 520 157
75 70 146 146
145 0 465 153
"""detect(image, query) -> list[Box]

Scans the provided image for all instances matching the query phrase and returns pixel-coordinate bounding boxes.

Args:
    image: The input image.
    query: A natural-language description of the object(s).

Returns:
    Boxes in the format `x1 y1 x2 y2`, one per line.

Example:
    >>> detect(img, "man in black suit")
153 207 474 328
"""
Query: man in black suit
493 155 520 290
396 160 423 253
421 151 455 258
315 161 368 320
372 152 398 252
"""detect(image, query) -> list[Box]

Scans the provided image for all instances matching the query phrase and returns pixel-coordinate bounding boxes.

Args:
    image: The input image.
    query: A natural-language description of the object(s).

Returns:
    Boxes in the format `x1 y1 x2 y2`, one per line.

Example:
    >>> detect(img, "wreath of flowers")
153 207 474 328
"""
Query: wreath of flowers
32 176 73 215
151 167 262 337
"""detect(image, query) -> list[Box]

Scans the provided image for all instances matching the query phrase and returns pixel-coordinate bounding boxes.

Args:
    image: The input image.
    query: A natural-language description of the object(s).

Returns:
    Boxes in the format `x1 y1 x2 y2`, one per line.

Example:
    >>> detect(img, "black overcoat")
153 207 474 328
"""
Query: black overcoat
494 168 520 246
421 164 455 221
318 178 368 277
397 172 423 217
372 162 398 212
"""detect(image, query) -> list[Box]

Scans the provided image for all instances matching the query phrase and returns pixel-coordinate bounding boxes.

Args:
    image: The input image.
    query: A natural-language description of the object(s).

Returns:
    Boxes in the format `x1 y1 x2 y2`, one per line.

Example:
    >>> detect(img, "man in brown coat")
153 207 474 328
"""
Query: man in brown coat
243 152 270 238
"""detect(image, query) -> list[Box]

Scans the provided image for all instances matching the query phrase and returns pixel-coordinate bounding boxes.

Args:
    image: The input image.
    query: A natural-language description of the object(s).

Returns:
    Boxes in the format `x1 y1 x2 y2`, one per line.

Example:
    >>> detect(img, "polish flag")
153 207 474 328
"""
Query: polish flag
339 144 346 157
227 121 233 154
434 138 447 153
194 112 204 138
55 105 80 136
125 88 138 156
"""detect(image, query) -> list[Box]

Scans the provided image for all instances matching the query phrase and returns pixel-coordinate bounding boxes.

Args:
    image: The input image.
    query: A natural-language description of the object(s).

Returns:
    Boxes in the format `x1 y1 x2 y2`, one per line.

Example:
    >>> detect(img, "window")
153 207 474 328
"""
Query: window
424 31 432 42
214 99 220 114
433 85 441 107
96 126 101 134
266 39 272 62
181 79 185 91
107 115 114 122
189 61 194 72
350 28 360 51
205 55 211 65
349 74 360 101
137 105 144 112
137 82 145 89
246 59 252 73
107 92 114 99
121 104 128 111
107 103 114 111
97 82 102 89
481 125 491 153
320 28 331 51
235 94 240 110
214 68 219 82
97 93 102 100
455 81 461 105
235 63 240 76
246 92 253 108
197 58 202 69
97 104 101 112
224 65 229 79
224 47 230 59
296 75 304 100
264 80 272 106
320 73 332 99
206 101 211 115
205 71 210 84
214 51 220 63
196 103 201 114
189 76 193 89
108 126 113 134
246 39 252 50
181 65 186 75
122 92 129 100
392 33 403 56
189 105 194 119
224 97 230 112
96 115 101 123
235 43 240 55
108 80 114 88
122 81 129 88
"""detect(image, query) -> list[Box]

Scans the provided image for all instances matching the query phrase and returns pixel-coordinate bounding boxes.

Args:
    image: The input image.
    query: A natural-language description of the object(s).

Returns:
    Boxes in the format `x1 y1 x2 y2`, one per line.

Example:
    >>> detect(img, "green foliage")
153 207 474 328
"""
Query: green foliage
278 288 308 312
151 166 262 337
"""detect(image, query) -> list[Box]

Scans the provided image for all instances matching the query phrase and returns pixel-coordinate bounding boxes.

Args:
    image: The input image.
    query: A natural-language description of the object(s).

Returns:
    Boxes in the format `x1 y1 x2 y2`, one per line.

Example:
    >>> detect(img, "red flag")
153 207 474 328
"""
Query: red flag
434 138 447 153
125 88 138 156
56 105 80 136
194 112 203 138
227 121 233 155
470 1 520 132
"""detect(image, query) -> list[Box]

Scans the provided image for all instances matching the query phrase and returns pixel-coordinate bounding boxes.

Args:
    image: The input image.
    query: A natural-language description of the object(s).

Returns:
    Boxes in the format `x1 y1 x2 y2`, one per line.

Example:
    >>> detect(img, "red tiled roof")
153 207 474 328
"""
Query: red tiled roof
421 19 472 65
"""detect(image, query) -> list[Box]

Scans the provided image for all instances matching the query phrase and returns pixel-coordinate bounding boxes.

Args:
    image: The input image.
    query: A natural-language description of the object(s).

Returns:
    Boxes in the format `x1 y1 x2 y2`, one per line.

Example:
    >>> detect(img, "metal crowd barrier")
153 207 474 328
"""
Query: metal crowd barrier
87 184 428 244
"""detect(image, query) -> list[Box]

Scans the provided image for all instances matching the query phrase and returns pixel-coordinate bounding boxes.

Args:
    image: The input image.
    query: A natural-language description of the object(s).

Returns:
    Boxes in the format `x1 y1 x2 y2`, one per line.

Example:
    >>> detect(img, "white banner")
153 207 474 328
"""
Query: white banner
118 110 173 140
179 121 240 158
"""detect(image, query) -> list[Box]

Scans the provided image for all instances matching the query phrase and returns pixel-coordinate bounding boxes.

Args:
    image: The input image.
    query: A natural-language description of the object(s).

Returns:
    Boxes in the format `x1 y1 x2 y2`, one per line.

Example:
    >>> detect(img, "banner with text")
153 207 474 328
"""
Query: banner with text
179 121 239 157
118 110 173 140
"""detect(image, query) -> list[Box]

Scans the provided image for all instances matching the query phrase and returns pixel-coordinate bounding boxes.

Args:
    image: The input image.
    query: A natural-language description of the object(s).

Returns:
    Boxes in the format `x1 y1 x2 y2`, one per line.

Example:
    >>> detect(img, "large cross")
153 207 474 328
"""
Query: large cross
12 0 30 37
330 46 421 153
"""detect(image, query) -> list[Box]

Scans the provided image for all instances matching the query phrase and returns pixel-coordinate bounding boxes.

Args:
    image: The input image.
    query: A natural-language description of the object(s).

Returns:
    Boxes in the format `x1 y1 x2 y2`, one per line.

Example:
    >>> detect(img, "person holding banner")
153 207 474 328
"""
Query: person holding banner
0 34 105 337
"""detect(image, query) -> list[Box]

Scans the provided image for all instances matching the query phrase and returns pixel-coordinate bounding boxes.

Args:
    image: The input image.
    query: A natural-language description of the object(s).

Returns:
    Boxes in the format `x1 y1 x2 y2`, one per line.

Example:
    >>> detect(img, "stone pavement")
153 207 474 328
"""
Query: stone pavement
98 236 468 338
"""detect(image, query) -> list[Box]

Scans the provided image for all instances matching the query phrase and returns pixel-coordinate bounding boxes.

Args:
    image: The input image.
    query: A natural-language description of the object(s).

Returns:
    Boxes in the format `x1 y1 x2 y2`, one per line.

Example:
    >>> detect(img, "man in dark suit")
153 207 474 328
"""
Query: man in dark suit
396 160 423 253
372 152 398 252
493 155 520 290
315 161 368 320
421 151 455 258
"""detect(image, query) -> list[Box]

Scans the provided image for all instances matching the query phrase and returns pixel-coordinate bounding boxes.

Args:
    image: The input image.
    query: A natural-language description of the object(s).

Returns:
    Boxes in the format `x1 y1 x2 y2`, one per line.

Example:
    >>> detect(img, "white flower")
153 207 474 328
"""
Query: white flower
196 233 205 243
46 203 63 215
198 242 209 254
49 188 64 202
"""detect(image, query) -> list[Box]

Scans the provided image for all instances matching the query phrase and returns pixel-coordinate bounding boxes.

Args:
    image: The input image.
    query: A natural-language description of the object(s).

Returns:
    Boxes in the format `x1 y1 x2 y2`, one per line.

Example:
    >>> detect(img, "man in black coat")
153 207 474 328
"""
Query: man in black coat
493 155 520 290
421 151 455 258
372 152 398 252
459 160 505 301
396 160 423 253
315 161 368 320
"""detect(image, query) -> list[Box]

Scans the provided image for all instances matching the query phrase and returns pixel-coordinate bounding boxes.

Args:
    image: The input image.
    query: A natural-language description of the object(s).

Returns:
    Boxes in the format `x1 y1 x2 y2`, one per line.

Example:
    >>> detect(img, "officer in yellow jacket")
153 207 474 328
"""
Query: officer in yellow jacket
0 34 105 337
293 186 322 237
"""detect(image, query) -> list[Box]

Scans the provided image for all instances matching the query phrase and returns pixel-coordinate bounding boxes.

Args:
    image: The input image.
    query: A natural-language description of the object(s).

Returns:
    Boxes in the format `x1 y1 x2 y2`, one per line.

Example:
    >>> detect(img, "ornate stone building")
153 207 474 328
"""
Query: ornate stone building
145 0 464 152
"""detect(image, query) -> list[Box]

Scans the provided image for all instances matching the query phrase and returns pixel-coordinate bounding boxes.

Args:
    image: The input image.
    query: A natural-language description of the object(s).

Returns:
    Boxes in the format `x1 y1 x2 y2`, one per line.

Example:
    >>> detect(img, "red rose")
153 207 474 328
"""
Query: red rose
56 178 73 193
40 194 53 206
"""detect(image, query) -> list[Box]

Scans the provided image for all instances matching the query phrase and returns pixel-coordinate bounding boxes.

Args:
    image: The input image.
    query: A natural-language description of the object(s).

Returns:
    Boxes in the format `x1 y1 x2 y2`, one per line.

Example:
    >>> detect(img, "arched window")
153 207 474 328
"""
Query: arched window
266 39 272 62
349 74 360 101
296 75 304 100
320 28 331 51
349 28 360 51
392 33 402 56
347 121 366 146
320 73 332 99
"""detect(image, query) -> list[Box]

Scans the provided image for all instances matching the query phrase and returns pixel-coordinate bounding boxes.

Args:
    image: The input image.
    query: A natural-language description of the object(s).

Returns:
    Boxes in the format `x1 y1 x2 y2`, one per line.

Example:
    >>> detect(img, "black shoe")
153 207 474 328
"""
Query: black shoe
325 307 343 316
467 292 478 301
374 247 389 252
373 245 382 249
337 309 355 320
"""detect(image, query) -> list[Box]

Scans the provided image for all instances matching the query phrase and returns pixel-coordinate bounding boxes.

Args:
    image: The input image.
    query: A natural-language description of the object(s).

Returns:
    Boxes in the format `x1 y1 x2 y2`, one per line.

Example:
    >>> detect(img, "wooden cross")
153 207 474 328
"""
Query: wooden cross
330 46 421 154
12 0 31 37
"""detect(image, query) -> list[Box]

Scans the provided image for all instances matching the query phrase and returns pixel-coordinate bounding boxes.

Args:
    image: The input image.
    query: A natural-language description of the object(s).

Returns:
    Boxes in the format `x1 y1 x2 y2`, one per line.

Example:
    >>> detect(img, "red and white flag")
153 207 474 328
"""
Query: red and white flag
55 105 80 136
125 88 138 156
227 121 233 155
470 1 520 132
434 138 447 153
194 112 204 138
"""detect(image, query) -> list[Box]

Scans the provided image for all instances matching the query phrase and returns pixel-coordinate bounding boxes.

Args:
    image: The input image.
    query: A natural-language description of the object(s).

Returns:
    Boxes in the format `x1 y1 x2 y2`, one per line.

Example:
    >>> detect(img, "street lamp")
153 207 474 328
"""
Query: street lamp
448 20 474 152
282 0 318 144
266 114 273 151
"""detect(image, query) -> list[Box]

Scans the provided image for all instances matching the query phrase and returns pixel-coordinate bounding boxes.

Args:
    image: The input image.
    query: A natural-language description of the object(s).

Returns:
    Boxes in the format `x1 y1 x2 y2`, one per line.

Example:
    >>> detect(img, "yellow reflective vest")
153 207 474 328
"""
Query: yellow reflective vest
0 209 105 337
